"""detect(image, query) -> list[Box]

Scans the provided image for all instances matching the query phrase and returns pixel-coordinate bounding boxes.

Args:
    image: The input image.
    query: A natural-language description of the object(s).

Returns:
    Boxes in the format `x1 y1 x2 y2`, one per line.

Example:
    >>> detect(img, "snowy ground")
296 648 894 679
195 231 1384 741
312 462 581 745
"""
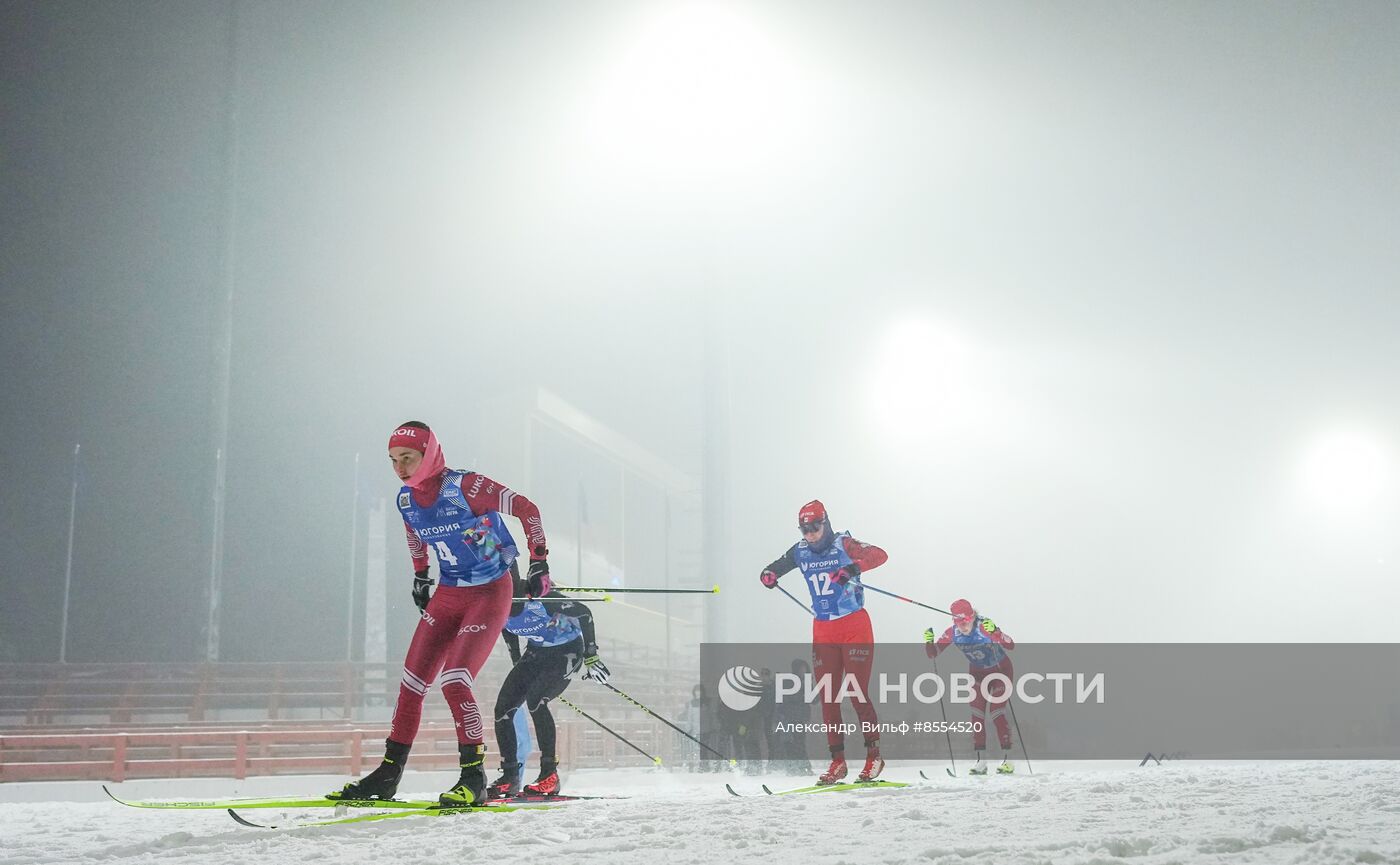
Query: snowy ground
3 761 1399 865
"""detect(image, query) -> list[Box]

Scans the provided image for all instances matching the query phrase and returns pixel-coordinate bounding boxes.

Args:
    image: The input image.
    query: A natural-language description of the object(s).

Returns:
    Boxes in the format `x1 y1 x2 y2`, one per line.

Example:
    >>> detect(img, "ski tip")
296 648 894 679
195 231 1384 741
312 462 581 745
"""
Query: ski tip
946 768 956 777
228 809 271 829
918 771 929 780
725 783 741 797
761 784 775 795
100 784 117 802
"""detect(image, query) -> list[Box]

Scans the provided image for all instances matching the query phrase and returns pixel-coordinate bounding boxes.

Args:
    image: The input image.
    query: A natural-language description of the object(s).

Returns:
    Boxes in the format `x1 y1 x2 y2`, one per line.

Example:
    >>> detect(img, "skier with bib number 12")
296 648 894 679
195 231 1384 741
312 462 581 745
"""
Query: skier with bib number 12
758 500 889 786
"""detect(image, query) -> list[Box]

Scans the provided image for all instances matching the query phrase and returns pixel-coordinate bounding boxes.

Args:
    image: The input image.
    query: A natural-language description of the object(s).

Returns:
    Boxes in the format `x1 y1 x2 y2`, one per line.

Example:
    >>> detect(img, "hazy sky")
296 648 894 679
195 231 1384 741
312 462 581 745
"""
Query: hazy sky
2 0 1397 662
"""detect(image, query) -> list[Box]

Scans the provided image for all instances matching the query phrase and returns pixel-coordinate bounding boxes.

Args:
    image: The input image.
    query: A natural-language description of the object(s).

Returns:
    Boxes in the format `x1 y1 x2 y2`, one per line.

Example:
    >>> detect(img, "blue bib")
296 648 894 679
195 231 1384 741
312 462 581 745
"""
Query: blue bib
505 600 583 648
794 531 864 621
397 471 518 586
952 618 1008 669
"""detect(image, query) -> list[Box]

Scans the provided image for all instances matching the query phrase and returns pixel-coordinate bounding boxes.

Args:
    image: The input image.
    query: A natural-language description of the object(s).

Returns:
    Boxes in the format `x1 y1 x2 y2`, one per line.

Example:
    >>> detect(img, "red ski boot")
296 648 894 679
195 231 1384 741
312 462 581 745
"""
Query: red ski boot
857 746 884 782
522 763 561 797
817 755 848 786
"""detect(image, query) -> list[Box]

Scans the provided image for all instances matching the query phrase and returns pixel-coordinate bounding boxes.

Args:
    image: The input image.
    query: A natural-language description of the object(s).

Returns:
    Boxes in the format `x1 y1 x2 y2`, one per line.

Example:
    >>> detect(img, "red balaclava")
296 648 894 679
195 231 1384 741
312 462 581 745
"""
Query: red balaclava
388 424 446 506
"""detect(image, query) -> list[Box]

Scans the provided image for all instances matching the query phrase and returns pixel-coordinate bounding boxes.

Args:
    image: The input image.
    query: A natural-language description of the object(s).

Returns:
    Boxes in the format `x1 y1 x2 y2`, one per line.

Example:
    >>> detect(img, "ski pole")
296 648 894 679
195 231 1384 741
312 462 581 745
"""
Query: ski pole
931 654 957 777
776 584 812 615
556 695 663 765
860 582 950 615
548 585 721 595
602 682 734 765
1007 698 1033 775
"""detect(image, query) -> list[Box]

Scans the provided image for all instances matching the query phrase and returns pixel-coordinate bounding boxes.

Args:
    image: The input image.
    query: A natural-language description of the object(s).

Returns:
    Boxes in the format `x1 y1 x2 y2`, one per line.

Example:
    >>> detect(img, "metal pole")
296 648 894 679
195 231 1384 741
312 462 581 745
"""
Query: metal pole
206 0 241 663
933 654 956 776
663 494 671 672
544 586 718 595
1008 698 1033 775
207 447 226 661
603 682 732 763
347 452 359 661
59 443 79 663
557 696 662 765
860 582 951 615
776 584 812 616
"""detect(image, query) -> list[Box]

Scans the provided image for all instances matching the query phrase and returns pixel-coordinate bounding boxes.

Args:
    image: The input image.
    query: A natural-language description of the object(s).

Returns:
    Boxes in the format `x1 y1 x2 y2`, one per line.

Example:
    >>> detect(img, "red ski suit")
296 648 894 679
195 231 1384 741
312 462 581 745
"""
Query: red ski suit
768 535 888 752
929 620 1016 751
388 436 548 748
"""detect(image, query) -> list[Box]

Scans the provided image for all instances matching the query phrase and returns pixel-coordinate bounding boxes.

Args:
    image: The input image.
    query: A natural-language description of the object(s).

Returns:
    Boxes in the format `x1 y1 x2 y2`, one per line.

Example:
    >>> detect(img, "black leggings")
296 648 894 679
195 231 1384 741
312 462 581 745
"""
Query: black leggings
494 639 581 767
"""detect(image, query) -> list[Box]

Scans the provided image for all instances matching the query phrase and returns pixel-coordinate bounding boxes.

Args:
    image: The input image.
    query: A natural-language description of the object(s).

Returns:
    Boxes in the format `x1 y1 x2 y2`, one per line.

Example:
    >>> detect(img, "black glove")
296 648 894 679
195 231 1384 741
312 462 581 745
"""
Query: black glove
412 568 433 612
526 559 551 598
582 645 610 684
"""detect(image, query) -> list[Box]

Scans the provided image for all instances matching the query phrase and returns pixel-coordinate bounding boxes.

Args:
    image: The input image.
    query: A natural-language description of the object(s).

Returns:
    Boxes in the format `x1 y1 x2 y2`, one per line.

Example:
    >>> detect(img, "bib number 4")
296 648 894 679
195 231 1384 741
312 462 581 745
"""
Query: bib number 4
433 540 459 567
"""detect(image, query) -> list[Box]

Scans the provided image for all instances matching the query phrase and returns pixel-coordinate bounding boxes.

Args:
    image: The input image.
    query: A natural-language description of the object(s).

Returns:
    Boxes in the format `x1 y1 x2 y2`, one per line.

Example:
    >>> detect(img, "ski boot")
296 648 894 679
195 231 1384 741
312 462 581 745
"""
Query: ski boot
997 756 1015 775
522 762 561 797
857 743 884 782
439 743 487 806
817 753 848 786
329 738 409 800
486 762 523 799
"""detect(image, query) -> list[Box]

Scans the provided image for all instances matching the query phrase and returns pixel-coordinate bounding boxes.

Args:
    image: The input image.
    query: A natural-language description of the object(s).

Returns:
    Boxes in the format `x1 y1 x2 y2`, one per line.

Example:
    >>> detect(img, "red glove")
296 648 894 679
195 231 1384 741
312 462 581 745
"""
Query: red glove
833 562 861 585
759 570 779 589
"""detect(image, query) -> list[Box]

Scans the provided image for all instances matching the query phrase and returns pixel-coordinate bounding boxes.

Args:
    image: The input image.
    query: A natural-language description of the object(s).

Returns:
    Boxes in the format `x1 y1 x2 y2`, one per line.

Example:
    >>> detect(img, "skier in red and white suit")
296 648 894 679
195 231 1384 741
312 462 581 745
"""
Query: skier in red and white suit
331 421 552 805
760 500 889 785
925 598 1017 775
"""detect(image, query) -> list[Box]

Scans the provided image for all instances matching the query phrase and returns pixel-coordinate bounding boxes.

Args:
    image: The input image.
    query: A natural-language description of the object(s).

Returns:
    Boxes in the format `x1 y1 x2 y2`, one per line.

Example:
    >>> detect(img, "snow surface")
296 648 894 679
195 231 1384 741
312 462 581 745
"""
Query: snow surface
3 761 1398 865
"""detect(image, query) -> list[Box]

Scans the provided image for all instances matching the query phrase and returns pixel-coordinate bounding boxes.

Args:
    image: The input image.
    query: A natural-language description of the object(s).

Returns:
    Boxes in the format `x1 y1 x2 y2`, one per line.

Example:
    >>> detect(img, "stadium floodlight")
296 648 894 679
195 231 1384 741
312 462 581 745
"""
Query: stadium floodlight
578 1 801 187
1297 426 1394 515
869 318 980 444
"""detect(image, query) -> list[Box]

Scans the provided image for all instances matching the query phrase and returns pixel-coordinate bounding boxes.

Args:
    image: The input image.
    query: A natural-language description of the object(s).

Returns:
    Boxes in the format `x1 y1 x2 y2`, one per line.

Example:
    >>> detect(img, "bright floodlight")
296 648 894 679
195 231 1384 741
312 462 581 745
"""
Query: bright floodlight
1297 427 1394 513
580 2 800 183
870 319 974 443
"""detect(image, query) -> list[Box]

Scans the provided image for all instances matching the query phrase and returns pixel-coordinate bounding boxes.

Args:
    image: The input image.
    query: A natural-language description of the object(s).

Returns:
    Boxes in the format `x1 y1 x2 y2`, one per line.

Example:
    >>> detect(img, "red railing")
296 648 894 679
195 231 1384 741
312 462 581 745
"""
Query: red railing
0 657 702 782
0 717 679 782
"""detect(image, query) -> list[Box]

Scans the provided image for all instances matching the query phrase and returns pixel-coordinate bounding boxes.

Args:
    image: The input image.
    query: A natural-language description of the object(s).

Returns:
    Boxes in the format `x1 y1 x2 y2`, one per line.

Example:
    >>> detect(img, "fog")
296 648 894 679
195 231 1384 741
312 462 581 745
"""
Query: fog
2 0 1397 663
